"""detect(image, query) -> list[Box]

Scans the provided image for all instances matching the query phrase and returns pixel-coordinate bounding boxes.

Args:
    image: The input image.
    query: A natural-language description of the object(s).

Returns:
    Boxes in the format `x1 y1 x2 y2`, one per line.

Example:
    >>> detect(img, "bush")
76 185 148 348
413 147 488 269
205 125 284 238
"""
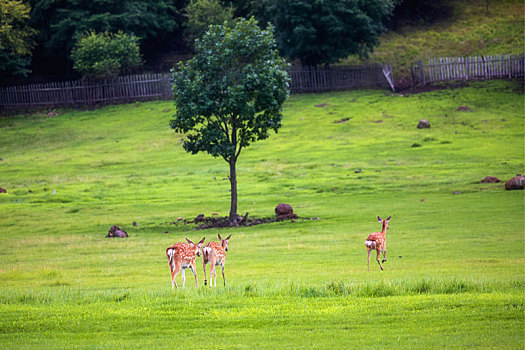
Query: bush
71 31 142 79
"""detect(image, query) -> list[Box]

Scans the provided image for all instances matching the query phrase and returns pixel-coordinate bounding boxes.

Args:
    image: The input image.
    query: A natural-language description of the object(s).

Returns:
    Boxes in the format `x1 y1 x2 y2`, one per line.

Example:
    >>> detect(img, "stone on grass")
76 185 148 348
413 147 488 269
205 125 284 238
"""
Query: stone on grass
481 176 500 183
417 119 431 129
275 203 298 221
106 225 128 238
505 174 525 190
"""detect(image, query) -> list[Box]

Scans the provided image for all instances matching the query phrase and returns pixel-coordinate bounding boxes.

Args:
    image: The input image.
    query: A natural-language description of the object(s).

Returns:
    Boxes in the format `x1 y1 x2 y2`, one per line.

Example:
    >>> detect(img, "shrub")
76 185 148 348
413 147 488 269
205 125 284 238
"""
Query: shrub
71 31 142 79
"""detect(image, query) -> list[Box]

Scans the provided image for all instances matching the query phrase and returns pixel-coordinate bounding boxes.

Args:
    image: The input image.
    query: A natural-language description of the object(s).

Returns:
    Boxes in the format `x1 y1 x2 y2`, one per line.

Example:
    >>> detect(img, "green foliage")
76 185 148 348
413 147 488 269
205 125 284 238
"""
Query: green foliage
260 0 393 66
171 17 290 222
30 0 178 62
71 31 142 79
183 0 234 47
0 0 37 76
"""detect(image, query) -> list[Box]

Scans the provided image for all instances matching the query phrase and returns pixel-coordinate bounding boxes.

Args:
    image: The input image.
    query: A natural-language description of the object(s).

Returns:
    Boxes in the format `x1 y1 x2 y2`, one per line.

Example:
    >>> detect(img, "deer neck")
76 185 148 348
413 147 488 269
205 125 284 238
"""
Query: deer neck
381 221 387 235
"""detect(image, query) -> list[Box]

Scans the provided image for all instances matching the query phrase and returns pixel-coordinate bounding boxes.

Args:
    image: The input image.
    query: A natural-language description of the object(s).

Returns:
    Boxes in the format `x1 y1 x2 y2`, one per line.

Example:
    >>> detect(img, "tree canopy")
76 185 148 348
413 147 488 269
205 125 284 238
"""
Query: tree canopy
170 18 290 224
71 31 142 79
0 0 37 76
29 0 178 69
183 0 234 48
260 0 393 66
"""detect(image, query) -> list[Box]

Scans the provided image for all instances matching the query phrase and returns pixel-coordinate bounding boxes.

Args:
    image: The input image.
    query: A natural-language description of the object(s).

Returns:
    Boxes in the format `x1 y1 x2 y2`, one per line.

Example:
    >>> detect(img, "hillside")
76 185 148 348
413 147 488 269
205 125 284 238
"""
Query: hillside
342 0 524 80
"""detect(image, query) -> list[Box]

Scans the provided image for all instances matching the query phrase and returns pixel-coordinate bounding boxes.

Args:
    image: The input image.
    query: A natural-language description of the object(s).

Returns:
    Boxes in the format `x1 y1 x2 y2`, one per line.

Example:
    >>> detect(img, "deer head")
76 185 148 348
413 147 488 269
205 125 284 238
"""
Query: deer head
186 237 206 256
377 216 391 230
218 234 231 251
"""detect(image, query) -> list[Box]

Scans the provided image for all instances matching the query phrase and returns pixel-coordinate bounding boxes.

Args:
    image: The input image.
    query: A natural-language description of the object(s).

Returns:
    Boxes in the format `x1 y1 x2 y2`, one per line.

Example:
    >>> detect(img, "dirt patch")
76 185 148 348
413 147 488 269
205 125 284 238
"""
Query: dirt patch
315 103 328 107
334 117 351 124
171 214 312 229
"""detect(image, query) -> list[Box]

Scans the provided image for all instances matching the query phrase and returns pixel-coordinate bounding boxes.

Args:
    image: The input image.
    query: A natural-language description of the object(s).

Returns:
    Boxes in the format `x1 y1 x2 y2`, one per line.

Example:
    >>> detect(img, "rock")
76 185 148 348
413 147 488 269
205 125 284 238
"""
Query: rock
177 216 183 221
417 119 431 129
275 203 298 220
0 187 6 193
195 214 206 222
457 106 471 112
505 174 525 190
106 225 128 238
481 176 501 183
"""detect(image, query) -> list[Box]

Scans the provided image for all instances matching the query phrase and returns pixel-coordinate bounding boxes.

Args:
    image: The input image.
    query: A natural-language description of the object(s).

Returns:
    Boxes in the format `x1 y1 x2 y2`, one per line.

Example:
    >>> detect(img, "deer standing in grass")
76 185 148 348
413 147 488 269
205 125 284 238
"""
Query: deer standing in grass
202 234 231 287
166 237 205 289
365 216 391 271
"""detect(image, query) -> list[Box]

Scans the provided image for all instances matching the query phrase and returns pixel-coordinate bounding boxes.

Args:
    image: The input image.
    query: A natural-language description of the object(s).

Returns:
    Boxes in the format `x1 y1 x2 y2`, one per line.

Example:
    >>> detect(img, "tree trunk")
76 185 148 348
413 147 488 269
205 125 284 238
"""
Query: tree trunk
229 158 238 225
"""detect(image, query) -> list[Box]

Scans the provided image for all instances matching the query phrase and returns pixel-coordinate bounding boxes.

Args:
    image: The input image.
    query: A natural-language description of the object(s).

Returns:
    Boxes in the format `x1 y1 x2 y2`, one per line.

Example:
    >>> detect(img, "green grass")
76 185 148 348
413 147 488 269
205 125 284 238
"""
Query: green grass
343 0 524 79
0 80 524 348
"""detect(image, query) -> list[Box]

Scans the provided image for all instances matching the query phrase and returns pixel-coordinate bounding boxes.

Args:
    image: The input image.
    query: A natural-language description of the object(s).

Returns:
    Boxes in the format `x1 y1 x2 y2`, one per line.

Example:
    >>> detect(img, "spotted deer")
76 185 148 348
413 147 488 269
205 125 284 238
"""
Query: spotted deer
202 234 231 287
166 237 205 289
365 216 391 271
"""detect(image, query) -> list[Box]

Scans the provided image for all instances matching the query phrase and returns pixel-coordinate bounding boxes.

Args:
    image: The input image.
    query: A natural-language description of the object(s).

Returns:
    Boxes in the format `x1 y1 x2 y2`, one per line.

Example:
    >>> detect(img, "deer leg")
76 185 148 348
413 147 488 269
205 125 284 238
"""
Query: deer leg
367 248 371 272
221 264 226 287
382 249 387 264
181 268 186 288
190 264 199 287
203 262 208 286
171 261 181 289
213 266 217 287
210 265 215 287
376 249 384 270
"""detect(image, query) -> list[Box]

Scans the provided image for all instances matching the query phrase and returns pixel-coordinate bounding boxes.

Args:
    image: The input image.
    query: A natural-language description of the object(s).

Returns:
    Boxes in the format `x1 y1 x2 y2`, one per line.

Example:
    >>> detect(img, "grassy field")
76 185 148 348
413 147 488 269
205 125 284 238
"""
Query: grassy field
0 80 523 348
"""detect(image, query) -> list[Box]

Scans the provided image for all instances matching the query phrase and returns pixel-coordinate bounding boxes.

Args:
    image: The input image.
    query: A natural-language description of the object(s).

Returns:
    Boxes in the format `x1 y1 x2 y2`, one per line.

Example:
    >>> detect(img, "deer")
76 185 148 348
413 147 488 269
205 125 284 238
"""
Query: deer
365 216 391 271
166 237 205 289
201 234 231 287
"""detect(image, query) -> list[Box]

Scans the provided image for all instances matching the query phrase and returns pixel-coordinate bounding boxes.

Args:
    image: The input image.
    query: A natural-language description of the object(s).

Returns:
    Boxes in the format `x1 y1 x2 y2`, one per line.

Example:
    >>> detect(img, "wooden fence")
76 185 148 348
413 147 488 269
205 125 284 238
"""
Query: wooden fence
411 53 524 85
0 65 393 111
0 73 172 111
288 64 392 93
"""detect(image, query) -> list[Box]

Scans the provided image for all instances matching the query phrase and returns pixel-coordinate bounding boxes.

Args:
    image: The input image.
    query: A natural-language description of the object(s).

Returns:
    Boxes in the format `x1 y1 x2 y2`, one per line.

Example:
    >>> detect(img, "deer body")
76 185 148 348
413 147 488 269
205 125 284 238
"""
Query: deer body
365 216 391 271
202 234 231 287
166 237 205 289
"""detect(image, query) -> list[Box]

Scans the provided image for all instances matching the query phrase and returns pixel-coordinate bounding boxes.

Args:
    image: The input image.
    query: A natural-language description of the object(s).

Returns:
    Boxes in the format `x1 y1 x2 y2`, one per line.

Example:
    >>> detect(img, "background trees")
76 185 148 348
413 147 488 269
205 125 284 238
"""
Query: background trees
0 0 461 84
0 0 37 77
70 31 142 79
28 0 179 79
171 18 290 224
182 0 234 48
259 0 394 67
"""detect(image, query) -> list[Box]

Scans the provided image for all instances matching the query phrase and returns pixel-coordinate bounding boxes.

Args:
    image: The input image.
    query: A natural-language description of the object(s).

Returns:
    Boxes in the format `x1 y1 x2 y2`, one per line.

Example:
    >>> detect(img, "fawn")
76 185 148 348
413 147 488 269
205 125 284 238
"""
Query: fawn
365 216 391 271
166 237 205 289
202 234 231 287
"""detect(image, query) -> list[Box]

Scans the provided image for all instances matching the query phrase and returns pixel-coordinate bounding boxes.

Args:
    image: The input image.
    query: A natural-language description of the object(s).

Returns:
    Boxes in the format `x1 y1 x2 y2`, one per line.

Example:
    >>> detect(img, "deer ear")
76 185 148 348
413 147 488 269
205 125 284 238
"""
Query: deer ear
218 233 222 241
185 238 194 245
378 216 382 222
226 234 231 241
199 237 206 244
386 216 391 221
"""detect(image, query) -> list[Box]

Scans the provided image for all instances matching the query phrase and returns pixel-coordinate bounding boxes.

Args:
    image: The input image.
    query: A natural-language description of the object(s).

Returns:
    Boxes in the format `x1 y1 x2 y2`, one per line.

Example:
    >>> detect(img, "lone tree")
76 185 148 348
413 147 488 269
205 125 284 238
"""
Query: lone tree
171 18 290 225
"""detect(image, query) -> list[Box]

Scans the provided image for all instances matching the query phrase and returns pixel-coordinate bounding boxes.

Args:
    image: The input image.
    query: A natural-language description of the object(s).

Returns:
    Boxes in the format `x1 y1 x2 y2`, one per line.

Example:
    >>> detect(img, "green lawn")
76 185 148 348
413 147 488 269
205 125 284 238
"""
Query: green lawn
0 80 523 348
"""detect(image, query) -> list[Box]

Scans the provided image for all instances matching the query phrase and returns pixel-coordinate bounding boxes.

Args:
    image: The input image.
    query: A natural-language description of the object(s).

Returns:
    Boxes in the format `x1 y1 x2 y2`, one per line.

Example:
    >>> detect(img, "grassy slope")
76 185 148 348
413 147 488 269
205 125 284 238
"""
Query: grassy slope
342 0 524 79
0 81 523 348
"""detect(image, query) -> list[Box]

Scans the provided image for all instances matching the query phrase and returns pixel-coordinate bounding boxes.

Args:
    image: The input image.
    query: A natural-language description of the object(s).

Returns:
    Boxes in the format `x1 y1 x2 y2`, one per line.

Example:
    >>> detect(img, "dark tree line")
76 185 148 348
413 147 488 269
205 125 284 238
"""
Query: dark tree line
0 0 453 84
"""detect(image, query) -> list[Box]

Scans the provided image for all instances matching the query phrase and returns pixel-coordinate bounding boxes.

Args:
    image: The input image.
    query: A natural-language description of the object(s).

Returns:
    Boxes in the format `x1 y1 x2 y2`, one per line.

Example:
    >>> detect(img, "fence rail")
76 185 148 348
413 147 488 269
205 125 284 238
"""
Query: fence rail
0 73 173 110
288 64 391 93
0 65 393 111
412 53 524 85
